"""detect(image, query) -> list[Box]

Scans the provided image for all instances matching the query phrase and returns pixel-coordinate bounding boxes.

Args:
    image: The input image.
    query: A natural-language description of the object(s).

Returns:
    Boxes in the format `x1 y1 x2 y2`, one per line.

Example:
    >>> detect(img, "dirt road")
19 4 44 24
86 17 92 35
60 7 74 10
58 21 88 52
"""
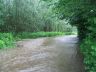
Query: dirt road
0 35 84 72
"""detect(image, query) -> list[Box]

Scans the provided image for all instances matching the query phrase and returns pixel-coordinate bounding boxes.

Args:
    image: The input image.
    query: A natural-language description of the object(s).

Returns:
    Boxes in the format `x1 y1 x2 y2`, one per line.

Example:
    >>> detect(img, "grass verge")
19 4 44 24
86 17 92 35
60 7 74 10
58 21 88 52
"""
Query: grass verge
16 32 65 39
0 32 75 49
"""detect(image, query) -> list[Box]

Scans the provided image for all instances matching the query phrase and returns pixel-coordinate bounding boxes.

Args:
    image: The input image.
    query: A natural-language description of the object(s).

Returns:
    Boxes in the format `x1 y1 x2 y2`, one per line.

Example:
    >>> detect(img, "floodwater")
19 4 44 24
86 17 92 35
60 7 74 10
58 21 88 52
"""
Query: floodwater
0 35 84 72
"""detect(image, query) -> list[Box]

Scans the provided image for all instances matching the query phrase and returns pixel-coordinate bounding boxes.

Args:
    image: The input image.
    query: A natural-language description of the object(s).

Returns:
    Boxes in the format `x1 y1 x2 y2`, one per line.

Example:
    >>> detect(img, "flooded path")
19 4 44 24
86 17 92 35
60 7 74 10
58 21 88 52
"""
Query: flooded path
0 35 84 72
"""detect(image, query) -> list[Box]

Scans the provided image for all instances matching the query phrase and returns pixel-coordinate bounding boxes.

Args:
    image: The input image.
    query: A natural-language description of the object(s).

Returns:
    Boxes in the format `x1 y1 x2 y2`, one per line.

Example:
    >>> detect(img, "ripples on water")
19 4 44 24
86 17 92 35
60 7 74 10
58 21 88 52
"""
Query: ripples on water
0 36 84 72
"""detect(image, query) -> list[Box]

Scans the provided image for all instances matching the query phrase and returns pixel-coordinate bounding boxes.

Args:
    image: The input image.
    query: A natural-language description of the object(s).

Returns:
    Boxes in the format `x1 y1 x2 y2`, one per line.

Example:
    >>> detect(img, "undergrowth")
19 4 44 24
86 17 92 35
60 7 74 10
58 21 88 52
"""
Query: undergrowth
80 36 96 72
0 32 66 49
0 33 15 49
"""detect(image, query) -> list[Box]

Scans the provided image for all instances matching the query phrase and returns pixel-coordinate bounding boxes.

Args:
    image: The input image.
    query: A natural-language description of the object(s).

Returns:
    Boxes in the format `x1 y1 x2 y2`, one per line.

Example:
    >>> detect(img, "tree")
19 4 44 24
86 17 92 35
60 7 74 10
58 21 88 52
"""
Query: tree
0 0 73 33
45 0 96 40
0 0 5 32
45 0 96 72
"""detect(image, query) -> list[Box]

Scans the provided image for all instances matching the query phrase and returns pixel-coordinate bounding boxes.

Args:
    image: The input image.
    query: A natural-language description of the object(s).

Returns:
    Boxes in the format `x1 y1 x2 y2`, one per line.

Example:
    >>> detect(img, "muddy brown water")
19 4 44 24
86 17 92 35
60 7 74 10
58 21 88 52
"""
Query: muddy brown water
0 35 84 72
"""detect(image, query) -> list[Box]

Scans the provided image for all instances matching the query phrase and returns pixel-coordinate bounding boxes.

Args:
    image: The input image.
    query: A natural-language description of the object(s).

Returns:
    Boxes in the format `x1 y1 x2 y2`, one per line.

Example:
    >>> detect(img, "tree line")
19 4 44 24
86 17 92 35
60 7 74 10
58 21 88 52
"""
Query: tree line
0 0 73 33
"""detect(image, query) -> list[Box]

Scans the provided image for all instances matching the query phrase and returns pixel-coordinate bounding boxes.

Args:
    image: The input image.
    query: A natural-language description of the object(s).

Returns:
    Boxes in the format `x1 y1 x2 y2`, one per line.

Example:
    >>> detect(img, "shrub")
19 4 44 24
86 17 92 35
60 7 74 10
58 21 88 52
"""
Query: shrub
0 40 5 49
0 33 15 49
80 36 96 72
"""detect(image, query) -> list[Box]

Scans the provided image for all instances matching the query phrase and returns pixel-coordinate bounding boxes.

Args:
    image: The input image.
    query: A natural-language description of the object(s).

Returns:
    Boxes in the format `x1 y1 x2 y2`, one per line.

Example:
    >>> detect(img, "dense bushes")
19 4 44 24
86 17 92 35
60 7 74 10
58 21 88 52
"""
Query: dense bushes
80 36 96 72
70 9 96 72
0 33 14 49
79 14 96 72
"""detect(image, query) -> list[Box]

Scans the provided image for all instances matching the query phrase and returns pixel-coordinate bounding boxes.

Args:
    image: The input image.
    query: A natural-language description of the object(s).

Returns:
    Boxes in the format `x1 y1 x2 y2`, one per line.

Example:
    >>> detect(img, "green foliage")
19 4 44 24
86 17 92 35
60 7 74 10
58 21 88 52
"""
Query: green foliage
80 36 96 72
0 32 72 49
46 0 96 72
16 32 65 39
0 40 5 48
0 33 15 49
0 0 75 49
0 0 73 33
77 11 96 72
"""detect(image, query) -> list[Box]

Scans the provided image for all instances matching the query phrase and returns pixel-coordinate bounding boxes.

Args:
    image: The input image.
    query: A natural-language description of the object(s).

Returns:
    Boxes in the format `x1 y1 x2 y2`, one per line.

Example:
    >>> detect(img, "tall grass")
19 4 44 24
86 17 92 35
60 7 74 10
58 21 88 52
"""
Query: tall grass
16 32 65 39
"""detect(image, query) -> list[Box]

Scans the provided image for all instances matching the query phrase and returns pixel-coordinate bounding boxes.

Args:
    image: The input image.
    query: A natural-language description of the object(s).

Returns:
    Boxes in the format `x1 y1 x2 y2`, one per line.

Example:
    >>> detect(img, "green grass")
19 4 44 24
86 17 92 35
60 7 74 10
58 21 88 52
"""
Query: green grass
16 32 65 39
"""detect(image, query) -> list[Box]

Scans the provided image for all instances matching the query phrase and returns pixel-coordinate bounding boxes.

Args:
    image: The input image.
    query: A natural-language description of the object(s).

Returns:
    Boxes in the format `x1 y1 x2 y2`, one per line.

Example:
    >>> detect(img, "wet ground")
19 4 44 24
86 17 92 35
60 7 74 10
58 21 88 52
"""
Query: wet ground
0 35 84 72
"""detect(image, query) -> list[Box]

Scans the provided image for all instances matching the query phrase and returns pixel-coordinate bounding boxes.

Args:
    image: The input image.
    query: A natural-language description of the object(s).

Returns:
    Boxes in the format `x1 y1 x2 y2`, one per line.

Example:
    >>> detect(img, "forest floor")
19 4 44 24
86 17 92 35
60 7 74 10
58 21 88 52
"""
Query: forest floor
0 35 84 72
